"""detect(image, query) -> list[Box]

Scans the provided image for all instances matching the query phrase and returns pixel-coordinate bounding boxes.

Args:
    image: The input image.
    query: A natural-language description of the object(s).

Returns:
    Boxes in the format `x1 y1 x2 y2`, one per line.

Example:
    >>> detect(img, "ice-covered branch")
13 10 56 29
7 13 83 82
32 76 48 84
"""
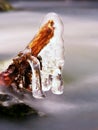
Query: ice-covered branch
0 13 64 106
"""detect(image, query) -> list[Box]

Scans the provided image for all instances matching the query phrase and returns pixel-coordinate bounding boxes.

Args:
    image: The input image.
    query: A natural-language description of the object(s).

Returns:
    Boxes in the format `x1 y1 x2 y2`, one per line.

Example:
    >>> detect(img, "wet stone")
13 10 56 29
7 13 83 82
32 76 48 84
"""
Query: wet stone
0 103 38 119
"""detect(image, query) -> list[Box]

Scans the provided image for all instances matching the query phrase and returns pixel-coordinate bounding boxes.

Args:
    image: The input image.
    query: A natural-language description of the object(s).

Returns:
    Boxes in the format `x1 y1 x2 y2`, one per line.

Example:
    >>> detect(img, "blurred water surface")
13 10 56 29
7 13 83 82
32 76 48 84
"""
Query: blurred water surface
0 1 98 130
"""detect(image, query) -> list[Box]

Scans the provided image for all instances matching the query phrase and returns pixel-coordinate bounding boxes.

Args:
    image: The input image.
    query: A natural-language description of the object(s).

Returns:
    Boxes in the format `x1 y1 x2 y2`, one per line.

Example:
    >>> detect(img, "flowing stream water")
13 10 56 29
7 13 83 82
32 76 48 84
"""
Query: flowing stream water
0 1 98 130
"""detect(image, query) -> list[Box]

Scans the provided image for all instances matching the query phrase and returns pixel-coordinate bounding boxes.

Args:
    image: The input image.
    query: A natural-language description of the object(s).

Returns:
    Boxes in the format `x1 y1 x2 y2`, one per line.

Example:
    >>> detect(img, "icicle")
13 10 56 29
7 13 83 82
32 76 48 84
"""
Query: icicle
51 69 63 94
41 71 52 92
28 56 45 99
39 12 65 94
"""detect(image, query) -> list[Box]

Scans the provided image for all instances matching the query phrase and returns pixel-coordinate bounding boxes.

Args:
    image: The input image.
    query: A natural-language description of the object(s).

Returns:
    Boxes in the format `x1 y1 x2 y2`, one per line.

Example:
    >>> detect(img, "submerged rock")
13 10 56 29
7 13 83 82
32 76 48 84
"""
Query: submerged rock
0 103 38 118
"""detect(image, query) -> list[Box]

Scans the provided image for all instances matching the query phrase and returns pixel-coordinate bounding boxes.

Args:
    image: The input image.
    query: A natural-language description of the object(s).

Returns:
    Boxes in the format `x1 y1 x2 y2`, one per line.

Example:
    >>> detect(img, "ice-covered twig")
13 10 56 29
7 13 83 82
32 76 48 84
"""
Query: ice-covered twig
0 13 64 104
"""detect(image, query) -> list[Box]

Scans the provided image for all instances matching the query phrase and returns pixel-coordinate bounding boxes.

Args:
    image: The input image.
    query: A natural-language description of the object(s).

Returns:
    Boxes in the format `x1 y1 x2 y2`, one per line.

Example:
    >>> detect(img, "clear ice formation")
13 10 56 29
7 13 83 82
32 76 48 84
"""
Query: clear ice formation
0 13 65 101
29 12 65 98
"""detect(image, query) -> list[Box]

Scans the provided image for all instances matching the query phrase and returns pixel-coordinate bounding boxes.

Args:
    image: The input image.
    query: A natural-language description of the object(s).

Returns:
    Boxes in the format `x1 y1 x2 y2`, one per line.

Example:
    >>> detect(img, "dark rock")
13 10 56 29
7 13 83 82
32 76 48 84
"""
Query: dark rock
0 103 38 119
0 0 13 11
